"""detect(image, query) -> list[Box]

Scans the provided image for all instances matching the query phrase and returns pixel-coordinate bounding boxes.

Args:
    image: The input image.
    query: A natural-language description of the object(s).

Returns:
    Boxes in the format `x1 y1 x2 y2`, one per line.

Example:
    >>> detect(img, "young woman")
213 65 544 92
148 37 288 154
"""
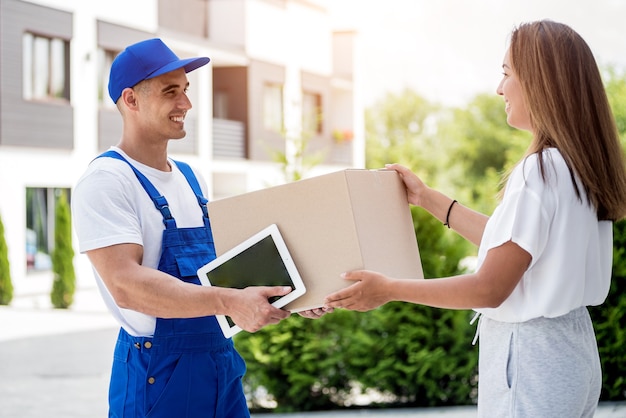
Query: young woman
324 20 626 417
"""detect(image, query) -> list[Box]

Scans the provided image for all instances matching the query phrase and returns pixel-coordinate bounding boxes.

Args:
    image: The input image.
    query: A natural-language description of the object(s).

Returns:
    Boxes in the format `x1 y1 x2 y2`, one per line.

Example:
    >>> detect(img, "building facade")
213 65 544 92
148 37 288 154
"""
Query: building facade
0 0 363 289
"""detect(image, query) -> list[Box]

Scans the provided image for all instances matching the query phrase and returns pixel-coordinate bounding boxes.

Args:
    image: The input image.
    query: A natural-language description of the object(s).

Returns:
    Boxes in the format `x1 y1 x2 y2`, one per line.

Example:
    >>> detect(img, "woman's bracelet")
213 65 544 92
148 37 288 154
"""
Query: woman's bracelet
443 199 458 229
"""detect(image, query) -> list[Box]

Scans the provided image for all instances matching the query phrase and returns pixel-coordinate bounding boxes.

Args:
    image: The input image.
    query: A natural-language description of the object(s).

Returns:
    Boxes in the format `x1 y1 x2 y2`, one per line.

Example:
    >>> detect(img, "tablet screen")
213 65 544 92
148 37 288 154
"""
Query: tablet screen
197 224 306 337
206 235 294 302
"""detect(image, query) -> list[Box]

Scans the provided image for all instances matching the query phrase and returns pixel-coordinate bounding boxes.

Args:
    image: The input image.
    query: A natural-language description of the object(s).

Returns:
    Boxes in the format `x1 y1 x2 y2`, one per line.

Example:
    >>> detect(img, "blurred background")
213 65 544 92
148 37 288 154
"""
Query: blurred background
1 0 625 414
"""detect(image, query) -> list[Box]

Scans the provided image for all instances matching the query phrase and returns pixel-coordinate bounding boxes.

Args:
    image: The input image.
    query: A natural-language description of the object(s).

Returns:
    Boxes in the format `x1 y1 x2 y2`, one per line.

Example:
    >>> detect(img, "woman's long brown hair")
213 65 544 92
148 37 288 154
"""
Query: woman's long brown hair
509 20 626 221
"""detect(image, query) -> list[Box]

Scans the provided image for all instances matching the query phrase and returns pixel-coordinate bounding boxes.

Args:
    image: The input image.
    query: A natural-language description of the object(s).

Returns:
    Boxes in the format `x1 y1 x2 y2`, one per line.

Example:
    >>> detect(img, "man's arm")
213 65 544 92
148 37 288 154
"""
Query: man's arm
87 243 291 332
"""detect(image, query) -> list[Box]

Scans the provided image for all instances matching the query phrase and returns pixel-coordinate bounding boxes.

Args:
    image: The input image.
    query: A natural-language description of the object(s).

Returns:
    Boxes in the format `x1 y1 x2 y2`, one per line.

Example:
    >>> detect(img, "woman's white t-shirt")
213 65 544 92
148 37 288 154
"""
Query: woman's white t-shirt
72 147 208 336
474 148 613 323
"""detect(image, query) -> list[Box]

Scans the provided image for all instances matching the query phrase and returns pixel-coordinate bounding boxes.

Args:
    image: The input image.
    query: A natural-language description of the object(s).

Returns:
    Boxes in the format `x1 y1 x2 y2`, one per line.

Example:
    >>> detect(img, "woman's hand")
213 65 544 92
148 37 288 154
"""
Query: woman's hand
324 270 394 312
297 306 334 319
385 163 430 207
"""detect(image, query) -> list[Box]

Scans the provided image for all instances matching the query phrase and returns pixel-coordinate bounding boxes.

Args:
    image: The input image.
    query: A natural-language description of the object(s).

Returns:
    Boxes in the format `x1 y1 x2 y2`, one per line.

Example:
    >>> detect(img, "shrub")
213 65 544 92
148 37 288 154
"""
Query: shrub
590 219 626 401
0 213 13 305
50 190 76 309
236 206 478 411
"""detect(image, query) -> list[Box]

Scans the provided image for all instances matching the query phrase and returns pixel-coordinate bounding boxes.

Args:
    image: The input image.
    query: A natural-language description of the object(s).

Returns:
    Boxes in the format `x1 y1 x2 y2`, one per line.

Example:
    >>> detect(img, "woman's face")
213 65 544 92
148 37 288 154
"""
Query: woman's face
496 50 532 132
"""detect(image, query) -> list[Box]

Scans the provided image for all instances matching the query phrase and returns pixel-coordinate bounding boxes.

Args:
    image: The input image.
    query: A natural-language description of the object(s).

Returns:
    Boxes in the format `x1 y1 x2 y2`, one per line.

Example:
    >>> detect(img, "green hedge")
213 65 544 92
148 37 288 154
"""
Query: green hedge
236 207 479 412
238 305 478 412
236 209 626 412
590 219 626 400
0 213 13 305
50 190 76 309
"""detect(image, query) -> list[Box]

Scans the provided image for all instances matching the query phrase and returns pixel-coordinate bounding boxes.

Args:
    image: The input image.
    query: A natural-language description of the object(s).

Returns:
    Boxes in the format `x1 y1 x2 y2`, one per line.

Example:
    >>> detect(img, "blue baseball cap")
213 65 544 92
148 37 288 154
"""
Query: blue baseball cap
108 38 210 103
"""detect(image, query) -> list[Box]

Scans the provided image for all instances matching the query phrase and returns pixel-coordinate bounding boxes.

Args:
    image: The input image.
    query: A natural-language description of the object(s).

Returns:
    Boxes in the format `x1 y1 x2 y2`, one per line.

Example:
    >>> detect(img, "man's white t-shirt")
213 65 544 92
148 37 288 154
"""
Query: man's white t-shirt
475 148 613 323
72 147 209 336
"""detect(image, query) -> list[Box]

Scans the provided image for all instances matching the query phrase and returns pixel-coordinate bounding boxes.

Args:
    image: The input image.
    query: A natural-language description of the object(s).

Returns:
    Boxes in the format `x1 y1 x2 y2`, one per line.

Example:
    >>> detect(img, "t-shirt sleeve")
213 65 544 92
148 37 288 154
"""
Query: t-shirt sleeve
480 159 556 268
72 168 144 253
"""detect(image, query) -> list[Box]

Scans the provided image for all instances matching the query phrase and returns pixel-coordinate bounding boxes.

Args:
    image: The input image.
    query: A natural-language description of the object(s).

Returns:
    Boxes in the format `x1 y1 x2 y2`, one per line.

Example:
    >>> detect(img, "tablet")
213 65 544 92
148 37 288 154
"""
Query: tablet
197 224 306 338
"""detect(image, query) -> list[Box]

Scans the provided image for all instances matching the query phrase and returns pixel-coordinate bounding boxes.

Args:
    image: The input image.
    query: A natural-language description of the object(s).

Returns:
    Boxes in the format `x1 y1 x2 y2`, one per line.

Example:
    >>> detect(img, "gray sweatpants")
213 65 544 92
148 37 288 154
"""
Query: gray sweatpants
477 307 602 418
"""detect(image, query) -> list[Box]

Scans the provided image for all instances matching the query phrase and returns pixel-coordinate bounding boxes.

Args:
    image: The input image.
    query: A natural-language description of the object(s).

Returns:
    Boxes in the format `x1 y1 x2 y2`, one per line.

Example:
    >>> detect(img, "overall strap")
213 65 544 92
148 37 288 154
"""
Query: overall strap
173 160 212 230
97 150 176 228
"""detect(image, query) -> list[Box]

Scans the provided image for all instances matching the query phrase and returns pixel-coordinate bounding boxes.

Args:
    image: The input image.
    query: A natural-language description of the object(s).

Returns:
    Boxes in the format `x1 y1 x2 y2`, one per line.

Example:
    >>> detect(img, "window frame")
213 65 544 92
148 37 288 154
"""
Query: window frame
97 46 119 108
302 90 323 135
262 82 284 133
22 32 70 102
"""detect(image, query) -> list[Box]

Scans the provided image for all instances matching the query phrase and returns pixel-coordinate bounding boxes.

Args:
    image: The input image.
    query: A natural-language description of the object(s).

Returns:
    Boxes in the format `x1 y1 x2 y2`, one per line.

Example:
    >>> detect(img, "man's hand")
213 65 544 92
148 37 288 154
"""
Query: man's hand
227 286 292 332
297 306 334 319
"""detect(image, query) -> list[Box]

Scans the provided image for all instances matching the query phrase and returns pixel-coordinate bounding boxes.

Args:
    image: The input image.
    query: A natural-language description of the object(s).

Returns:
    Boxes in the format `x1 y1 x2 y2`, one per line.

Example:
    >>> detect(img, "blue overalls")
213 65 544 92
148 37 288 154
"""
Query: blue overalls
99 151 249 418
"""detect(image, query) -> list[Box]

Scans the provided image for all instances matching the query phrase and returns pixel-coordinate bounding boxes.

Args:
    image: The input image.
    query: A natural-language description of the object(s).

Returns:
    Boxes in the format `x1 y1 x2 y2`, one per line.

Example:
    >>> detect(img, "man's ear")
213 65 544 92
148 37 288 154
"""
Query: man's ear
120 88 138 109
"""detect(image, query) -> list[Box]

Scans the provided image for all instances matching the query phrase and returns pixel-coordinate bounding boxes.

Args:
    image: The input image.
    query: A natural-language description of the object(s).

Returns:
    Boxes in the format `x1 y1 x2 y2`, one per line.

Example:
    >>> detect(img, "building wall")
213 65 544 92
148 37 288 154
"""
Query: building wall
0 0 74 149
248 59 287 162
0 0 362 289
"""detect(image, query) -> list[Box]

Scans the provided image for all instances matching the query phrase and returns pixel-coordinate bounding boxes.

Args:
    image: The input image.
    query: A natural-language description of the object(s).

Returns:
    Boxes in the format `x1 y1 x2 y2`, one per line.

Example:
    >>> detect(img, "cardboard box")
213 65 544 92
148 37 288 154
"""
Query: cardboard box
208 169 424 311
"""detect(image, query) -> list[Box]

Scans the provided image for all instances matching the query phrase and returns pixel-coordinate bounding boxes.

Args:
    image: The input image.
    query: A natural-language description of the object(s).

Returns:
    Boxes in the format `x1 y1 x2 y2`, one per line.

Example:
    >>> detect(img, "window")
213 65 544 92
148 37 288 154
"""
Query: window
302 91 322 135
262 83 284 132
22 33 70 101
25 188 69 271
213 90 229 119
98 47 119 107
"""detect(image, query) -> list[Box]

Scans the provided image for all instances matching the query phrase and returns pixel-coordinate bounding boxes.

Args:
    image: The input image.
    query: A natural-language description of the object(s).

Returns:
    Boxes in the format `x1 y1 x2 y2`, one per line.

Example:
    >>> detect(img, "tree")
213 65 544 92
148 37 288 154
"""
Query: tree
588 67 626 401
589 219 626 400
365 89 441 177
269 131 325 182
50 189 76 309
0 212 13 305
437 93 529 214
604 66 626 144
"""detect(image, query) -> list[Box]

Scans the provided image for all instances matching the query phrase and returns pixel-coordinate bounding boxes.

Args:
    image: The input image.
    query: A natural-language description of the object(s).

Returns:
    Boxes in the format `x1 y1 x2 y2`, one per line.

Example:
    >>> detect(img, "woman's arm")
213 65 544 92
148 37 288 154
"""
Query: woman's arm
324 240 531 312
387 163 489 246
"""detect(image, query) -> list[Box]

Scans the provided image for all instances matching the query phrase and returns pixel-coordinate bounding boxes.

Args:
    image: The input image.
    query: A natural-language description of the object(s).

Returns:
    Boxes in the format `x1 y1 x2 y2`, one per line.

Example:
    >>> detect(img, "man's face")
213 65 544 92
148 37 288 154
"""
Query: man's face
135 68 192 141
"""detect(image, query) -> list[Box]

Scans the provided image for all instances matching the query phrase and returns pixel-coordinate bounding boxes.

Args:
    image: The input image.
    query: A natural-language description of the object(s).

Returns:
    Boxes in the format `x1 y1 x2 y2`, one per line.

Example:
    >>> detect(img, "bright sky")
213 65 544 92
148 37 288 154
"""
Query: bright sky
328 0 626 107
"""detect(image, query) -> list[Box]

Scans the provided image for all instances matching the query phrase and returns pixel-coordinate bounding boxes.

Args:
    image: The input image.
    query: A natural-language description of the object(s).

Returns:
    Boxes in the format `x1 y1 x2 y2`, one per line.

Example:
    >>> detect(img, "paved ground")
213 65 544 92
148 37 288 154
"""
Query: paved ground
0 270 117 417
1 270 624 417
